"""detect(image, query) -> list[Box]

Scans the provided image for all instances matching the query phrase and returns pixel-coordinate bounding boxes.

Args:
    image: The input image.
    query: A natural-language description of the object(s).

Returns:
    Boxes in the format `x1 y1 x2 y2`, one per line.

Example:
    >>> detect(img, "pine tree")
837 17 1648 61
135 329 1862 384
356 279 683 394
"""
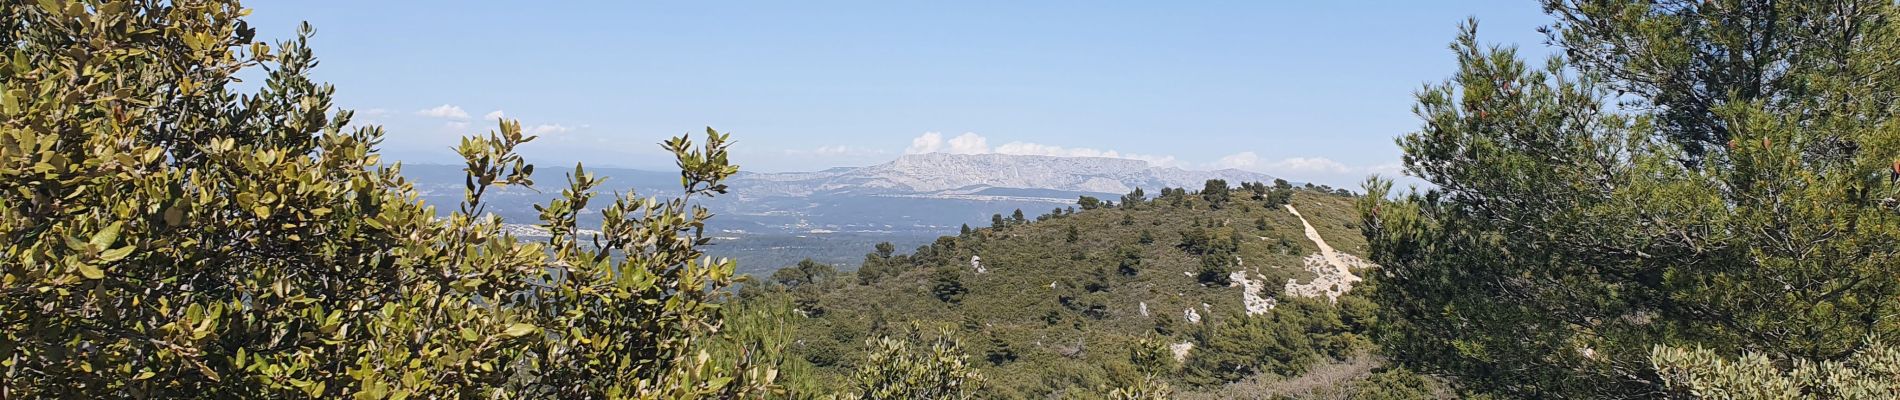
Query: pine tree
1200 179 1231 209
876 242 897 258
1121 187 1147 208
1117 247 1143 276
1078 195 1103 210
931 269 968 304
985 335 1018 366
1361 7 1900 397
771 258 838 288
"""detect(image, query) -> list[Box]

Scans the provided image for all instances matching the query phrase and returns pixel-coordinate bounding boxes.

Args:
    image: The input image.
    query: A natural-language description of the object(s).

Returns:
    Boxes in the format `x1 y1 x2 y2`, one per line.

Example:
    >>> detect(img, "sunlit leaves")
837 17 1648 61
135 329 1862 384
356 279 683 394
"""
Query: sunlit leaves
0 1 771 398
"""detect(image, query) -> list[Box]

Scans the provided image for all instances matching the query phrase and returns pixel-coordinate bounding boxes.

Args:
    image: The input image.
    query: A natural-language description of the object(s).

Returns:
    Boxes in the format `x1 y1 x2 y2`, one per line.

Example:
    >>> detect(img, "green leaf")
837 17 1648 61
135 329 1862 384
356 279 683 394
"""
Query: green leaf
99 246 134 262
1 88 17 116
502 323 537 338
76 263 104 280
90 222 122 248
35 0 60 16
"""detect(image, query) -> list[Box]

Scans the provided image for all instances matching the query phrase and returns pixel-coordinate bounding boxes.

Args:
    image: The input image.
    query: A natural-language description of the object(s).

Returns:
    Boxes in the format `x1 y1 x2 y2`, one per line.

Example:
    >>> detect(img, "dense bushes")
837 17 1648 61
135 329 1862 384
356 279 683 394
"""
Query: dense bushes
750 177 1378 397
843 326 983 399
0 2 772 397
1651 340 1900 399
1183 298 1372 386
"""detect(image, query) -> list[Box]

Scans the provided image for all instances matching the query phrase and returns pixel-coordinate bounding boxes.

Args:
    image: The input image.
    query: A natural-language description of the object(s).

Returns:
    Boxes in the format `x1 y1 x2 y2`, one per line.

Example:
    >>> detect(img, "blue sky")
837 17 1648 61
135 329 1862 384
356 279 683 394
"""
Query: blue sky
244 1 1553 187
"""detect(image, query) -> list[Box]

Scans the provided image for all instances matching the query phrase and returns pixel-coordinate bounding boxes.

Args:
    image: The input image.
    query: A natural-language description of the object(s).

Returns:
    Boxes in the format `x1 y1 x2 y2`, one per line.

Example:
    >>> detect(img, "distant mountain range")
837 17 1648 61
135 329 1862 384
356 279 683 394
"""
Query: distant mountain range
733 153 1276 199
402 152 1277 273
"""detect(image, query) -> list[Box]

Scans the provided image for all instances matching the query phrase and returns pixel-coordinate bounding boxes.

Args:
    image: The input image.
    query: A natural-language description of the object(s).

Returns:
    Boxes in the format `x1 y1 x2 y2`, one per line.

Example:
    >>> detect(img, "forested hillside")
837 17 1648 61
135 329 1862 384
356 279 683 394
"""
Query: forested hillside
10 0 1900 399
741 182 1445 398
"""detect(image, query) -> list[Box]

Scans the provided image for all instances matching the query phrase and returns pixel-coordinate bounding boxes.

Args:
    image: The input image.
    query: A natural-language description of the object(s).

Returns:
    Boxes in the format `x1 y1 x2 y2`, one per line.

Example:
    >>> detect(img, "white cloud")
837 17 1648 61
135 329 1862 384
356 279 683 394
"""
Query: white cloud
905 132 991 154
482 110 505 121
526 123 572 135
1210 152 1354 175
417 104 469 119
895 132 1392 186
993 141 1180 167
1213 151 1262 170
905 132 944 154
945 133 989 154
1265 157 1352 174
1205 151 1418 188
904 132 1187 165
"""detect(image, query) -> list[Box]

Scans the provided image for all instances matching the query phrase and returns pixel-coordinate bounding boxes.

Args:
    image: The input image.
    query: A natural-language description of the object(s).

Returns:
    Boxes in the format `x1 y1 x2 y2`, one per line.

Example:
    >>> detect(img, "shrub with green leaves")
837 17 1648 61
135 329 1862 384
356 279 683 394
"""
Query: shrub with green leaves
1652 339 1900 399
842 325 982 399
0 1 771 398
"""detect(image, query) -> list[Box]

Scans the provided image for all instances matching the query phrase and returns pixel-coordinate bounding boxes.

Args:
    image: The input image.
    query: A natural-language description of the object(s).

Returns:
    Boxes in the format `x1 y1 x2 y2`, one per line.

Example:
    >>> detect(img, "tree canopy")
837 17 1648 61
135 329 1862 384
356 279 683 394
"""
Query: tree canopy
1361 2 1900 397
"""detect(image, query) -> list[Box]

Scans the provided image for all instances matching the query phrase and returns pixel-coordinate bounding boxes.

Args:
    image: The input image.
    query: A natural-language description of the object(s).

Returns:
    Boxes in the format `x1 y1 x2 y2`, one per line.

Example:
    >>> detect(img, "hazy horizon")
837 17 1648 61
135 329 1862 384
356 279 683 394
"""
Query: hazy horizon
241 1 1554 188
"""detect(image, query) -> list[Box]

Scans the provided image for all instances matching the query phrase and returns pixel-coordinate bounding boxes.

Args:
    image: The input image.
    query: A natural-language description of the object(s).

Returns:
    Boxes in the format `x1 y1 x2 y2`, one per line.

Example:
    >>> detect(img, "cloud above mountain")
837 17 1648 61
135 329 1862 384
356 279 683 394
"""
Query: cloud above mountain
898 132 1405 188
905 132 1178 166
1212 151 1414 188
1216 152 1351 174
906 132 991 155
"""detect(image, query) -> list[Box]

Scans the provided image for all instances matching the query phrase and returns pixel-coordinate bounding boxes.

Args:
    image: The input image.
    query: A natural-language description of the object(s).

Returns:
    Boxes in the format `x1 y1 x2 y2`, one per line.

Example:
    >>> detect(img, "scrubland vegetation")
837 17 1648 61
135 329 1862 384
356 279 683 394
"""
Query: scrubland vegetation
5 1 1899 398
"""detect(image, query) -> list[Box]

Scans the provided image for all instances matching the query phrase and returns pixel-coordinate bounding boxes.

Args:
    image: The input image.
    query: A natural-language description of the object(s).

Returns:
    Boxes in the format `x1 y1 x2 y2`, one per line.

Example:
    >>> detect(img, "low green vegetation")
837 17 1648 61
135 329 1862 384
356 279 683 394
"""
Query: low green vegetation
742 183 1439 397
9 0 1900 399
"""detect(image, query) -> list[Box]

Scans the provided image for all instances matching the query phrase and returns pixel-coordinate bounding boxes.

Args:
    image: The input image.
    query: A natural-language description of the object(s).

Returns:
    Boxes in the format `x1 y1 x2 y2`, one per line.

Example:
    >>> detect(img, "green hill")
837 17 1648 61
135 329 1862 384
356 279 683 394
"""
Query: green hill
742 182 1445 398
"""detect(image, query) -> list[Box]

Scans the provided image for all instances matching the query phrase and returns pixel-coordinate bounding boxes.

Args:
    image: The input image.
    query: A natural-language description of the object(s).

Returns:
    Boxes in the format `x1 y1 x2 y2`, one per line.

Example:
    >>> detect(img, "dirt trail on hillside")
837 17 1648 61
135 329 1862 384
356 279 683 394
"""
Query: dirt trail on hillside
1280 204 1368 303
1223 203 1375 315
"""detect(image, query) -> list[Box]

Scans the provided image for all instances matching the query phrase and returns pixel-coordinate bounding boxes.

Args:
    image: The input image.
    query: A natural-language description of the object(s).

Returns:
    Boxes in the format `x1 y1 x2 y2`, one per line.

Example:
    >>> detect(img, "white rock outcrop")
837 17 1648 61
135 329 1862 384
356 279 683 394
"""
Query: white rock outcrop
1280 204 1373 303
1229 270 1279 315
1170 342 1195 363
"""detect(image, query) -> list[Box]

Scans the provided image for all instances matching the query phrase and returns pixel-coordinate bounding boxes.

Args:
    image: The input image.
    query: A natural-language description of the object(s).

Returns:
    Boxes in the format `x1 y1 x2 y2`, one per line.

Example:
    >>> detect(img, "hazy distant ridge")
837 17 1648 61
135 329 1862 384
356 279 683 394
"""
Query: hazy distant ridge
733 153 1276 198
